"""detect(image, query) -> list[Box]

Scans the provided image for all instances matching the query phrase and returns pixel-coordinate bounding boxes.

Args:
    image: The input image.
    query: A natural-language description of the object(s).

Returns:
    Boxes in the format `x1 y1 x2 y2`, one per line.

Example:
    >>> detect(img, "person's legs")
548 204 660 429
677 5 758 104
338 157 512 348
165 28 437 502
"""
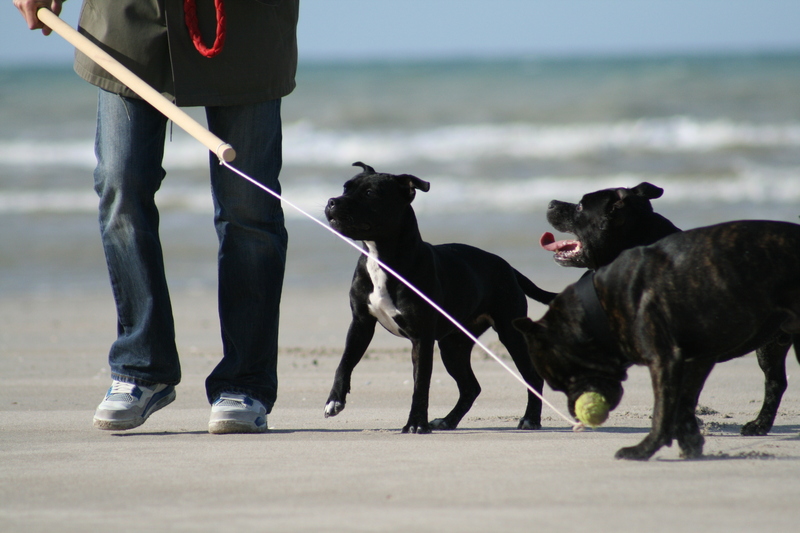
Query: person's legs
205 99 287 420
93 89 181 387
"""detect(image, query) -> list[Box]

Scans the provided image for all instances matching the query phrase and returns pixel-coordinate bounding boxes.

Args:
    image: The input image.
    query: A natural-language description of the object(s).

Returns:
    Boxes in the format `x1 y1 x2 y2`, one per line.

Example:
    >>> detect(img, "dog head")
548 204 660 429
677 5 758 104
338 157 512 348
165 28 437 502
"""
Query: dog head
325 162 430 241
540 182 677 270
512 288 628 421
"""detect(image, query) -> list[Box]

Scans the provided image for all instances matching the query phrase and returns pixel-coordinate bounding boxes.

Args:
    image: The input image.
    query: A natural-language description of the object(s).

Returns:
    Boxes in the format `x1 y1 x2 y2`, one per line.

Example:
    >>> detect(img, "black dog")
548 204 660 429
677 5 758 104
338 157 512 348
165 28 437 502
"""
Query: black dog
540 182 680 270
515 220 800 460
323 162 556 433
540 184 796 436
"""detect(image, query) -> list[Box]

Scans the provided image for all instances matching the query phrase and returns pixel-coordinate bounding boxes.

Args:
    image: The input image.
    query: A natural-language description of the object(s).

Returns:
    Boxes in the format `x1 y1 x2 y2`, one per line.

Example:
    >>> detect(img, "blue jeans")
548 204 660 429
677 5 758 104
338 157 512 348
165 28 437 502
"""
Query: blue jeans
93 89 287 411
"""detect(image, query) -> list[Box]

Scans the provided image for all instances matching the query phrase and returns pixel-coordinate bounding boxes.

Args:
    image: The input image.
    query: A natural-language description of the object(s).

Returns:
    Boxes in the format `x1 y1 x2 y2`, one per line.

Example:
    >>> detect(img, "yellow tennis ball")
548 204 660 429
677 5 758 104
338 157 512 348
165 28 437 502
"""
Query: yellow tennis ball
575 392 610 427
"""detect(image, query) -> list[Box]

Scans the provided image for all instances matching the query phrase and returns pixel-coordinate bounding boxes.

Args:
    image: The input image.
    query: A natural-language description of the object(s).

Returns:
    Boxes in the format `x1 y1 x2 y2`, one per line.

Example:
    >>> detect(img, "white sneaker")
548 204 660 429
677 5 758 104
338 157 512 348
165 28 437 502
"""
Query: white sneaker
93 380 176 431
208 393 268 434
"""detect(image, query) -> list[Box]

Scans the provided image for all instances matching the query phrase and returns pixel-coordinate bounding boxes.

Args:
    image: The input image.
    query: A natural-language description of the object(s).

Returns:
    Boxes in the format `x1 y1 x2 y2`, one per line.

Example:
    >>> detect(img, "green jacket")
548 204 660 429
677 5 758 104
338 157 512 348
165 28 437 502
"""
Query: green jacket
74 0 298 106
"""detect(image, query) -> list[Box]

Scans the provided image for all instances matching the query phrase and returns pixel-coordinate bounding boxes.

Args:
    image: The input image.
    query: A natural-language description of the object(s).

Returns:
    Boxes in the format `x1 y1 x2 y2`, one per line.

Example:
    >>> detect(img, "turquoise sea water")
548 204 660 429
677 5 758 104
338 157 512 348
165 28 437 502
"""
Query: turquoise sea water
1 54 800 295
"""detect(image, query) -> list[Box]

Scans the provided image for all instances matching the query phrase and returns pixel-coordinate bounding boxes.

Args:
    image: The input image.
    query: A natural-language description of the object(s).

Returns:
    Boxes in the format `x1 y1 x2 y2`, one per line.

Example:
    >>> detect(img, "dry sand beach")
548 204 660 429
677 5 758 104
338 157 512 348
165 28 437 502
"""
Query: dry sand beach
2 273 800 532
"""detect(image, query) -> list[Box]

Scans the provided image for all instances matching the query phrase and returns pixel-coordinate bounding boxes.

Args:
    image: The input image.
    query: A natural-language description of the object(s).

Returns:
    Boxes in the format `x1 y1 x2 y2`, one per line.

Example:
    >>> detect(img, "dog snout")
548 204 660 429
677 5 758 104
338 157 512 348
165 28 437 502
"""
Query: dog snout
325 197 342 216
324 197 340 222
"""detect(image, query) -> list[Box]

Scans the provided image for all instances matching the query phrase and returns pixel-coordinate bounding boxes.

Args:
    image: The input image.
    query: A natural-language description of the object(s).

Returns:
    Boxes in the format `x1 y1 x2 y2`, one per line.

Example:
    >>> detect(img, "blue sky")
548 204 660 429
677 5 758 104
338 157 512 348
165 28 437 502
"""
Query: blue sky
3 0 800 66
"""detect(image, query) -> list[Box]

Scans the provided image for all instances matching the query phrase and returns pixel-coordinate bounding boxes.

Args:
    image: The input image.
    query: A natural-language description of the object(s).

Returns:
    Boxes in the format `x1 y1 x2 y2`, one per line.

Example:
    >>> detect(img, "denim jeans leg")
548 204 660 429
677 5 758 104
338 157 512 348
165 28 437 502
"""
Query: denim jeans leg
94 90 181 386
204 99 287 411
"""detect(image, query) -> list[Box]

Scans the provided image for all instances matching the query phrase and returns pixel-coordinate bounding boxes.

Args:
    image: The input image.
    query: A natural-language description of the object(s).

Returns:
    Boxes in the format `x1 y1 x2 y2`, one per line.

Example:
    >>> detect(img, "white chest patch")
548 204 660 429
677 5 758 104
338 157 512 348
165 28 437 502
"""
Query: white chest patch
364 242 404 337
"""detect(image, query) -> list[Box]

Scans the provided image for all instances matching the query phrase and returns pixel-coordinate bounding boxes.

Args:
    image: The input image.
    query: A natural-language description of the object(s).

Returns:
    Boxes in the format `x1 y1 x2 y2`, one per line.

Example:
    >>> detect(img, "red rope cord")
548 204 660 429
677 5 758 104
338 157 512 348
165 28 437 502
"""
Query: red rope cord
184 0 226 58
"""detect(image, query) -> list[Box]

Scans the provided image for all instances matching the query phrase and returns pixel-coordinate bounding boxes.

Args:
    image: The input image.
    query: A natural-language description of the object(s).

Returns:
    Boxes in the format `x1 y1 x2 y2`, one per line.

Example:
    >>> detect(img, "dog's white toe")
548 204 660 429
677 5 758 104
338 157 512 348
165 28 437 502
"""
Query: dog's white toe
324 401 344 418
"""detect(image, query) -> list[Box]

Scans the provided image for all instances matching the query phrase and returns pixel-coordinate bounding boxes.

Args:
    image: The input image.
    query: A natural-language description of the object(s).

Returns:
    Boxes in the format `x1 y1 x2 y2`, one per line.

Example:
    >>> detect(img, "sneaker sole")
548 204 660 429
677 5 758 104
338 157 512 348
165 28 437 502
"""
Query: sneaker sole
208 418 267 435
93 388 176 431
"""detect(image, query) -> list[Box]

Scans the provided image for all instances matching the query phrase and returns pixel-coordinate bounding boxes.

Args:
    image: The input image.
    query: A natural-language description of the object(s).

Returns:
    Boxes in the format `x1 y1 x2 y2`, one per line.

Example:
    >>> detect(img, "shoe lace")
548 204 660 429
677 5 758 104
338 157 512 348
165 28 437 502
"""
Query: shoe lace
214 393 250 407
107 381 138 402
215 399 244 407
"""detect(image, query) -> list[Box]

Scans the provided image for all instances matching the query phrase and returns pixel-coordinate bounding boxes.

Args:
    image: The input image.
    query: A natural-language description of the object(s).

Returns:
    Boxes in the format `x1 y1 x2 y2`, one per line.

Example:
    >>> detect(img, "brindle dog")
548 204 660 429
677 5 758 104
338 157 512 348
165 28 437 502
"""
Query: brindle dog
515 220 800 460
541 184 796 436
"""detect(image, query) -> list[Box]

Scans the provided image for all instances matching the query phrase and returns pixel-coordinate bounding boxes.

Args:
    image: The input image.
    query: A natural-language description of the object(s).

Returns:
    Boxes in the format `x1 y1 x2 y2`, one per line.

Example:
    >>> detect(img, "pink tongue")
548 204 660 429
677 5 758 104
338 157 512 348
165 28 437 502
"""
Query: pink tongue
540 232 560 251
540 232 578 252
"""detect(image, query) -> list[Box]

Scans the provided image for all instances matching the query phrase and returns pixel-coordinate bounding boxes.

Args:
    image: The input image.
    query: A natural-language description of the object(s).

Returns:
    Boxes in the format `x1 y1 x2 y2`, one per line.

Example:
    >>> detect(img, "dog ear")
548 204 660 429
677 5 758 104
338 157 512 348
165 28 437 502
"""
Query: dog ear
352 161 376 174
612 182 663 217
630 182 663 200
395 174 430 202
615 188 631 203
401 174 430 193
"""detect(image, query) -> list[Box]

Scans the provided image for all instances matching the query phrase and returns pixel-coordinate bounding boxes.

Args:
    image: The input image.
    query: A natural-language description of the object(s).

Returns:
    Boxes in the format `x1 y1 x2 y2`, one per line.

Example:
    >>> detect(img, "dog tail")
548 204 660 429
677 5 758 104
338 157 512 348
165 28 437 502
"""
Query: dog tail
515 271 558 304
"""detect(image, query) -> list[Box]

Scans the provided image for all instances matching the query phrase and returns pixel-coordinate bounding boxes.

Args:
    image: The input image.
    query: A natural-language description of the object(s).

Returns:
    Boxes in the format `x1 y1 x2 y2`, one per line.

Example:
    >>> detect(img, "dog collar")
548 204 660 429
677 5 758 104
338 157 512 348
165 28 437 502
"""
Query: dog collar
574 271 623 358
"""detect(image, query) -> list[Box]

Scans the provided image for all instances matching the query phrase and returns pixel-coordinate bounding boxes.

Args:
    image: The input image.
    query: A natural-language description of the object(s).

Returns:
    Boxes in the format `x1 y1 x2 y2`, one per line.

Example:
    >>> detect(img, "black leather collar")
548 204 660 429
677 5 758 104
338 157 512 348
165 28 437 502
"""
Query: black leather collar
574 271 620 355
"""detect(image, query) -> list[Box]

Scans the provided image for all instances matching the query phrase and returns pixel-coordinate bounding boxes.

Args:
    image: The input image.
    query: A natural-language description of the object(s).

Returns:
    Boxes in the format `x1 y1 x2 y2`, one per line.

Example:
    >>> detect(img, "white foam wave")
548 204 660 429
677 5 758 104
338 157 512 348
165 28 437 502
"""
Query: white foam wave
410 170 800 214
0 139 211 170
3 169 800 216
3 117 800 170
0 187 213 215
281 117 800 166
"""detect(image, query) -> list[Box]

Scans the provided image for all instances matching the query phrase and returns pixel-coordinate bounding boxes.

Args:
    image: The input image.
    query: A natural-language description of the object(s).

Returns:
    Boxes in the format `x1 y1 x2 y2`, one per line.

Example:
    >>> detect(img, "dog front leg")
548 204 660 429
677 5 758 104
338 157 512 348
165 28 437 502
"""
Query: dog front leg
403 338 435 434
616 354 683 461
675 359 715 458
324 315 377 418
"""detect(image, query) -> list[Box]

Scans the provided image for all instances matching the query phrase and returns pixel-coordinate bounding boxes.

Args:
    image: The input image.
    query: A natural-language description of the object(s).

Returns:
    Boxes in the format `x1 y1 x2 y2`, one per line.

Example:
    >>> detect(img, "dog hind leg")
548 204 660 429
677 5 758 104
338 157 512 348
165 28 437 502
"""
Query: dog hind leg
496 321 544 430
741 333 791 436
430 332 481 430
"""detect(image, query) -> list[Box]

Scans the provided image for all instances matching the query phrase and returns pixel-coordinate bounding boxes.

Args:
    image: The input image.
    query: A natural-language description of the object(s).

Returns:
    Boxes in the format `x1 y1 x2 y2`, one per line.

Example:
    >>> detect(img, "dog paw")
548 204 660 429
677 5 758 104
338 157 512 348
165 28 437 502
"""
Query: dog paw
740 420 770 436
678 447 704 460
402 422 432 434
324 400 345 418
614 445 655 461
430 418 456 430
677 431 705 459
517 417 542 430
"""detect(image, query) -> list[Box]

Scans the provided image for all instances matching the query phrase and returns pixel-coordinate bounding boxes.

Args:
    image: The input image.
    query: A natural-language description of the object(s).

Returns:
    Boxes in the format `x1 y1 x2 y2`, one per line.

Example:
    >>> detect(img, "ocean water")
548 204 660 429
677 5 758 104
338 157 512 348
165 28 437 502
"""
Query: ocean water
2 54 800 295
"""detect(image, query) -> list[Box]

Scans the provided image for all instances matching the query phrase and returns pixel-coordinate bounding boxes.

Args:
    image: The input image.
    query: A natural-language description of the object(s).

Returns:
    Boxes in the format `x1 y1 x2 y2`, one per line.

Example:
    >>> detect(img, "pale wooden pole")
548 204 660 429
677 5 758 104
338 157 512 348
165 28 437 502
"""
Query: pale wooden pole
37 7 236 163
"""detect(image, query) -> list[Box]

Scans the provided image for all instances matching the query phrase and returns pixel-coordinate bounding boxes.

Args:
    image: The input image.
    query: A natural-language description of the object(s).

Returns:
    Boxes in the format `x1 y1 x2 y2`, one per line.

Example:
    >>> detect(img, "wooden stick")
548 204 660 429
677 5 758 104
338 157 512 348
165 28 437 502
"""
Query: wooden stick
37 7 236 162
